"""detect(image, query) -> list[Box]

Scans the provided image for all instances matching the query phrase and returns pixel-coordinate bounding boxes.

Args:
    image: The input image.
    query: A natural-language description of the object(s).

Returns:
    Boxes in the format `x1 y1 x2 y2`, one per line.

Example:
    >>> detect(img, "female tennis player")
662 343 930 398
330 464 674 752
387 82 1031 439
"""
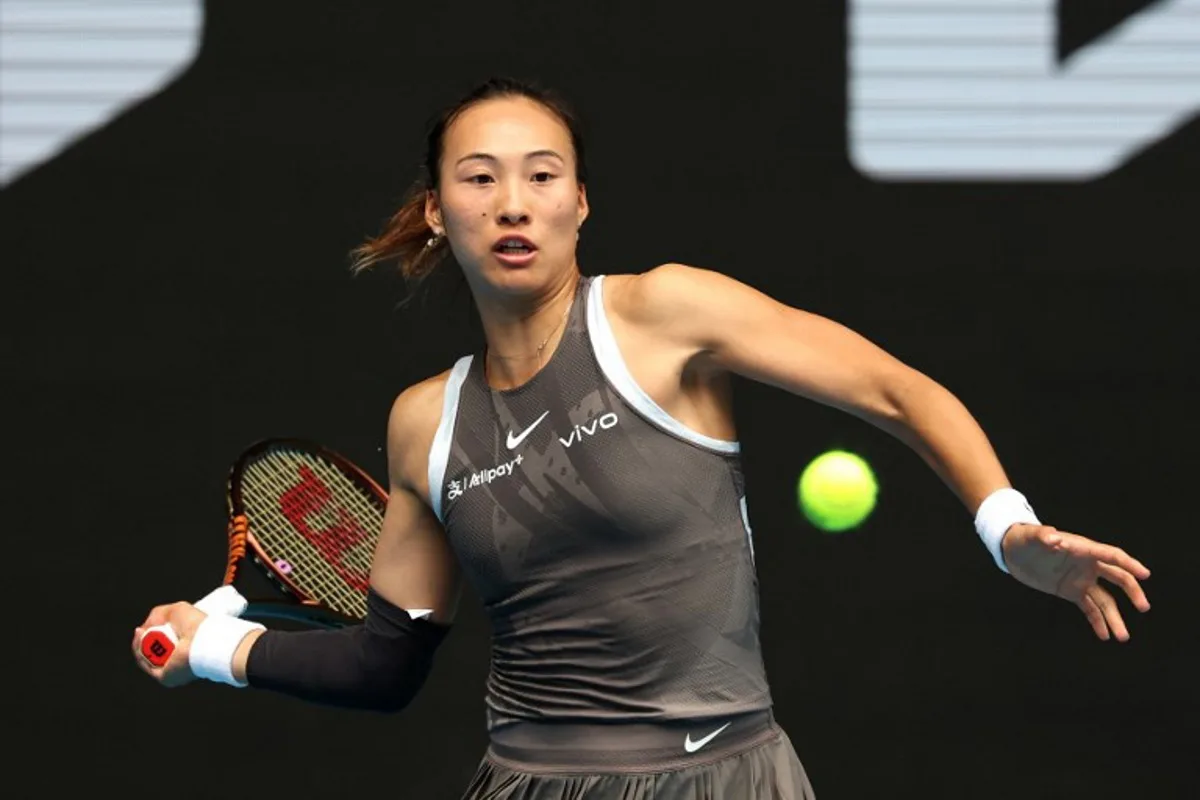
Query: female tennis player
133 78 1152 798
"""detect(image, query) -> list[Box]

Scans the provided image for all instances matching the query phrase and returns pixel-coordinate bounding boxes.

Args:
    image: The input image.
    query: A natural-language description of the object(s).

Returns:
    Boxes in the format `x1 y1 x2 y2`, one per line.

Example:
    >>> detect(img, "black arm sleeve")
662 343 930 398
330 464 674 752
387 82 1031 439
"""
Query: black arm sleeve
244 587 450 712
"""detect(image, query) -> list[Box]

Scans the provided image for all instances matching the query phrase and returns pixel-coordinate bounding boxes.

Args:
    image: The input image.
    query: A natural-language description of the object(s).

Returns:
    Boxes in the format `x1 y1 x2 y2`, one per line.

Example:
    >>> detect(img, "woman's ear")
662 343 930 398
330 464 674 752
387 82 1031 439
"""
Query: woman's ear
576 184 590 231
424 190 443 235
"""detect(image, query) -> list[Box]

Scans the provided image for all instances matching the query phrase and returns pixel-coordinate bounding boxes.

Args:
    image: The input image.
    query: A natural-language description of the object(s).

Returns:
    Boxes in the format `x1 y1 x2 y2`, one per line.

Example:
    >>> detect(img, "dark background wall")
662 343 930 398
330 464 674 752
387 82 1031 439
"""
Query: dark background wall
3 2 1196 797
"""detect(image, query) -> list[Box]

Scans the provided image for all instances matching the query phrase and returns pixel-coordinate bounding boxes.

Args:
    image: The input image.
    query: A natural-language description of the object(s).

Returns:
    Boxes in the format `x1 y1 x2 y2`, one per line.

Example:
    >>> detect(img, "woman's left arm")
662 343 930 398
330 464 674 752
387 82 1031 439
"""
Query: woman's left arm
619 263 1151 640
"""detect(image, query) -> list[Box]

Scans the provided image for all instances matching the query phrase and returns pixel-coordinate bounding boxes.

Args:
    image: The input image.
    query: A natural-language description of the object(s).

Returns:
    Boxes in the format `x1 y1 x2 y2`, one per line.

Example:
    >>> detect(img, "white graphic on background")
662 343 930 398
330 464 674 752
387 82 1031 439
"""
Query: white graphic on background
447 454 524 503
740 496 755 565
684 721 732 753
848 0 1200 179
506 410 550 450
558 412 619 449
0 0 203 186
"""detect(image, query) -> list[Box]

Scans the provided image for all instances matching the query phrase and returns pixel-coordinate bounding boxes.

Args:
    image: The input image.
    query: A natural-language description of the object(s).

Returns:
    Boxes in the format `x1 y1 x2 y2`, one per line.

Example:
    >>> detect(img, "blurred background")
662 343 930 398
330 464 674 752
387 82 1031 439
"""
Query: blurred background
3 1 1197 797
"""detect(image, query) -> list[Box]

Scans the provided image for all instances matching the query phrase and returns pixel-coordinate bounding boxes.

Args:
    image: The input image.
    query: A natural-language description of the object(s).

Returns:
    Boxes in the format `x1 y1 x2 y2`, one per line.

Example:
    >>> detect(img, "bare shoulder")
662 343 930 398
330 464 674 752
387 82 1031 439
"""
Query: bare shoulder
386 367 453 496
605 262 734 329
388 369 449 440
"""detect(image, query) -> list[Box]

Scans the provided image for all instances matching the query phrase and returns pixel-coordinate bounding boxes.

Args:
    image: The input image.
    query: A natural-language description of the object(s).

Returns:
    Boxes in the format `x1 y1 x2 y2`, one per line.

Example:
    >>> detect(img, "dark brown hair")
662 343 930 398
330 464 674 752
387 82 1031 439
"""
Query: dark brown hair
350 77 588 281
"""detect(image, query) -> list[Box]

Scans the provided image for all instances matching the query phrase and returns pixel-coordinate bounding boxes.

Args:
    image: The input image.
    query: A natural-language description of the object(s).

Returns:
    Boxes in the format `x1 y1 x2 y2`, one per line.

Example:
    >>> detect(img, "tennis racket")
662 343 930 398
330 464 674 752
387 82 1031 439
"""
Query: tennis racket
139 437 387 667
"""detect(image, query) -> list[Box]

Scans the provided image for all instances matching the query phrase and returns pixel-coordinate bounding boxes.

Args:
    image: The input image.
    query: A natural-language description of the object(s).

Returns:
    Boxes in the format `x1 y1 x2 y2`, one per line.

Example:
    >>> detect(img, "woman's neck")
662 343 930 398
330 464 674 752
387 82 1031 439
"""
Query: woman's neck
477 268 580 390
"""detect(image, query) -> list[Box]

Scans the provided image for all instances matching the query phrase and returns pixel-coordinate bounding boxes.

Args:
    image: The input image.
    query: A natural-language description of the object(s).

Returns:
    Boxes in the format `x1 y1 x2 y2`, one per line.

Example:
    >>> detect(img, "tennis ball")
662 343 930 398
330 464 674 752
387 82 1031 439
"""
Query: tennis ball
797 450 878 532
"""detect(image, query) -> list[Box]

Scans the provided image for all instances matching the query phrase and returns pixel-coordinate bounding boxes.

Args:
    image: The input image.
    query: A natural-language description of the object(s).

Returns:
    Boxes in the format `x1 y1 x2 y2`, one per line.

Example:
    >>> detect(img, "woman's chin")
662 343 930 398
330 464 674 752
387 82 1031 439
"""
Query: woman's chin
471 254 570 295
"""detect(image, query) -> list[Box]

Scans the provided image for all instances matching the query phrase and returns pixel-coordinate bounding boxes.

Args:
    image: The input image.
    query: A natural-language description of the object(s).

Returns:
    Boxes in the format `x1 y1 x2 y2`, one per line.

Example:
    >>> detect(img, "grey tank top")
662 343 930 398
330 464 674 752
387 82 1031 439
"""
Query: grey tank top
427 275 772 731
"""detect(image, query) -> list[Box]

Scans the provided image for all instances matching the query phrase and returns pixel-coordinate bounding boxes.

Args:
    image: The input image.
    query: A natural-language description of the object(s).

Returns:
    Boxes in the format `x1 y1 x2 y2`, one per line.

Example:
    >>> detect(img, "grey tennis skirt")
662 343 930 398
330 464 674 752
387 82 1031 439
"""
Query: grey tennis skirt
461 710 816 799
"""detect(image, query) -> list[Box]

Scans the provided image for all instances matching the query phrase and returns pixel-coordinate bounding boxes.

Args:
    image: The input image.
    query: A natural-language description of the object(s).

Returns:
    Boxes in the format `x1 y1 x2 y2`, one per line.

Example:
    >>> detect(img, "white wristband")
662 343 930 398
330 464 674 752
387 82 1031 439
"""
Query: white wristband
188 614 265 687
974 488 1040 574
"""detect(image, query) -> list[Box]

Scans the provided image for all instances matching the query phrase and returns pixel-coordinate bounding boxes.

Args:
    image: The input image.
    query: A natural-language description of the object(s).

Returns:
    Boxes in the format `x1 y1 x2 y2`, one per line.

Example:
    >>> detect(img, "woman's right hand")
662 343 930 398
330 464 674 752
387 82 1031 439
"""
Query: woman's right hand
132 601 208 688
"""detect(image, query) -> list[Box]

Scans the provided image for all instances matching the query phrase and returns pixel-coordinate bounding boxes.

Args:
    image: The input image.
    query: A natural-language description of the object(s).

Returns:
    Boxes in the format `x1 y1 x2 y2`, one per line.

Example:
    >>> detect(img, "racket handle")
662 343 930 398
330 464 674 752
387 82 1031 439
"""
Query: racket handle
139 586 249 667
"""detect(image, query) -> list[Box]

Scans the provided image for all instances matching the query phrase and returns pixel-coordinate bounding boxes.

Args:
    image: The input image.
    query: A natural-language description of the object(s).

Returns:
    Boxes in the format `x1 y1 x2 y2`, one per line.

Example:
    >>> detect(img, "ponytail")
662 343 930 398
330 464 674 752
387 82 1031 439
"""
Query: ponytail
350 180 449 281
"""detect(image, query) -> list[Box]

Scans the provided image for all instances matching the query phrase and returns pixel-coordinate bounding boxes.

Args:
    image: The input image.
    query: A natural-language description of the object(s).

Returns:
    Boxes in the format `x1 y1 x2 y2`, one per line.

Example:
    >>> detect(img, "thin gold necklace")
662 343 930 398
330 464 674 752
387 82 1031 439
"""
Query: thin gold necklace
487 299 572 366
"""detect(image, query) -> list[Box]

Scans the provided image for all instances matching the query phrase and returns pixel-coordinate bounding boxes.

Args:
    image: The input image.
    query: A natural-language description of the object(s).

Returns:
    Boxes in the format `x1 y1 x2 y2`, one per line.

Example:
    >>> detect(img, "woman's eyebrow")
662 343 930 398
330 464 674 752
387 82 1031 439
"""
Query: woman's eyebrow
455 149 565 167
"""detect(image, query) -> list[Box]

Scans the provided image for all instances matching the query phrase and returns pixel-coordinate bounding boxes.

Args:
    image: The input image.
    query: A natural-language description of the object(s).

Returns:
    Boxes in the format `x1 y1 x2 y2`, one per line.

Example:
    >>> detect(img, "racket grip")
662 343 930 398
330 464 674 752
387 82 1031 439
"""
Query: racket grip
139 586 250 668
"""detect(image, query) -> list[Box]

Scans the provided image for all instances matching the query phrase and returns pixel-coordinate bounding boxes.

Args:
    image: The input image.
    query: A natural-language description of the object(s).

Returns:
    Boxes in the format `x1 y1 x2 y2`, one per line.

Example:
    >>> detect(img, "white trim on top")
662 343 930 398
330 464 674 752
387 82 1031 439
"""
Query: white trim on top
427 355 474 522
586 275 740 454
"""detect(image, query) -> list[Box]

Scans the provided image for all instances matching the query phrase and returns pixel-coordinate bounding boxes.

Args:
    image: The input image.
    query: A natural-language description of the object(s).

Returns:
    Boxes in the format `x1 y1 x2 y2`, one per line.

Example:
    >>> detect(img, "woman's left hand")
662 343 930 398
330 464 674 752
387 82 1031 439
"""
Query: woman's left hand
1002 524 1151 641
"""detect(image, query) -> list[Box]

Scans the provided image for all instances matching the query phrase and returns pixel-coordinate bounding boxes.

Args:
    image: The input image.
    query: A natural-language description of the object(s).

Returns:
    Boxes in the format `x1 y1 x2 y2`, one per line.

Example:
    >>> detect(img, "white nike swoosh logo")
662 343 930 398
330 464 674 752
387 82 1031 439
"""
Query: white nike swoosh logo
506 410 550 450
684 722 731 753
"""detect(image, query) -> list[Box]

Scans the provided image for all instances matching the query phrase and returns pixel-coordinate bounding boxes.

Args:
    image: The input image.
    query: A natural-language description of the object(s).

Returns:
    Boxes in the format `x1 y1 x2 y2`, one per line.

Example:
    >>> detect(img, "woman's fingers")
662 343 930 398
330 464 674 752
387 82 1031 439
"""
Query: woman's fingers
1080 585 1129 642
1078 593 1110 640
1097 563 1151 612
1054 532 1150 578
140 603 179 630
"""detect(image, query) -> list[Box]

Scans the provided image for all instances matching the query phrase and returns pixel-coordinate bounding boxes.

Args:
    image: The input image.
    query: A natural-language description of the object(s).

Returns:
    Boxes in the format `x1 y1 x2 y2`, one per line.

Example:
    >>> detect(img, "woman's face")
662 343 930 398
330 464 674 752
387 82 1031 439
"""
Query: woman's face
426 95 588 298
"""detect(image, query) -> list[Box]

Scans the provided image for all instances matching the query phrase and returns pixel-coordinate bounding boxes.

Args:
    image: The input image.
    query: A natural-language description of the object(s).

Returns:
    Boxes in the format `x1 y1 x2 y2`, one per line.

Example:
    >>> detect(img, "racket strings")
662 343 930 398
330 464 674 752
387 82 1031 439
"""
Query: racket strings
238 447 383 619
243 467 370 617
247 456 379 583
244 465 371 612
224 515 249 585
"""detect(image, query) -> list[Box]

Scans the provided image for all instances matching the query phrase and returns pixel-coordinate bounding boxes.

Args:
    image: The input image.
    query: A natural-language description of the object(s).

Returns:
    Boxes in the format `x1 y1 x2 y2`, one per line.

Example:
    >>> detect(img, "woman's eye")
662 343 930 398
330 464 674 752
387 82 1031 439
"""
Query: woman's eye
468 174 493 185
532 172 555 183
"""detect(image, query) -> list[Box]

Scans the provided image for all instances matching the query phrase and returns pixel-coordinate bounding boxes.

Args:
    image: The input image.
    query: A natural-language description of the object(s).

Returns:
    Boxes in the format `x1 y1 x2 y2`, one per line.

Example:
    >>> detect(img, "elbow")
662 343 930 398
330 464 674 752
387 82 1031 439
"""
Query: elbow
877 368 942 430
331 680 420 714
358 656 435 714
371 683 422 714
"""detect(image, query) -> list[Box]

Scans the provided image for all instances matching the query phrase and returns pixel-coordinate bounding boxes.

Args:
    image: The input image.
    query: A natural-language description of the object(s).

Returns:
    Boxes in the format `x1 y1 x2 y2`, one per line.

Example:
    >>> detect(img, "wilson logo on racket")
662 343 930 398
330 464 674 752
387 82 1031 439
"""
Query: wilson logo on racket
277 465 372 594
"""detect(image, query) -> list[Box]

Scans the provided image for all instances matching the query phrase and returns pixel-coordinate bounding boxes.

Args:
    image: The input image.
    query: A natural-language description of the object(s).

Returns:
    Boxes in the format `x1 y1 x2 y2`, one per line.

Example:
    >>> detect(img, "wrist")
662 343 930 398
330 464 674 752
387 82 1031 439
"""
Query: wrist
231 628 266 685
188 614 266 687
974 488 1040 574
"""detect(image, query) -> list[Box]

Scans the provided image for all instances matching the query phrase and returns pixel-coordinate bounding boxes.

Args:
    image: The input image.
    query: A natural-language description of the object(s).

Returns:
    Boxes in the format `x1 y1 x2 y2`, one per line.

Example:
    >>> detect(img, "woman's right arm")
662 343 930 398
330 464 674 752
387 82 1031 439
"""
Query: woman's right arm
133 376 463 713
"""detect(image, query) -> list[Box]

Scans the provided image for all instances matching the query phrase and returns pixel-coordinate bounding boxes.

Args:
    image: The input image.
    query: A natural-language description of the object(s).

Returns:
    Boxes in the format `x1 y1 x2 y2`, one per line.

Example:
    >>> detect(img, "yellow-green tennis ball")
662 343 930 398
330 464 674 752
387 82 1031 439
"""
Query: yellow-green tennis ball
798 450 878 532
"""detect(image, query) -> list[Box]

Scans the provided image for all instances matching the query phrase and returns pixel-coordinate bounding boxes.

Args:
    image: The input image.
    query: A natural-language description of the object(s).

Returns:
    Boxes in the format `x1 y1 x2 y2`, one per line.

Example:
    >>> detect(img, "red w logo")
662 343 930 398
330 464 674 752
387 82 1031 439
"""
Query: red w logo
277 465 370 593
